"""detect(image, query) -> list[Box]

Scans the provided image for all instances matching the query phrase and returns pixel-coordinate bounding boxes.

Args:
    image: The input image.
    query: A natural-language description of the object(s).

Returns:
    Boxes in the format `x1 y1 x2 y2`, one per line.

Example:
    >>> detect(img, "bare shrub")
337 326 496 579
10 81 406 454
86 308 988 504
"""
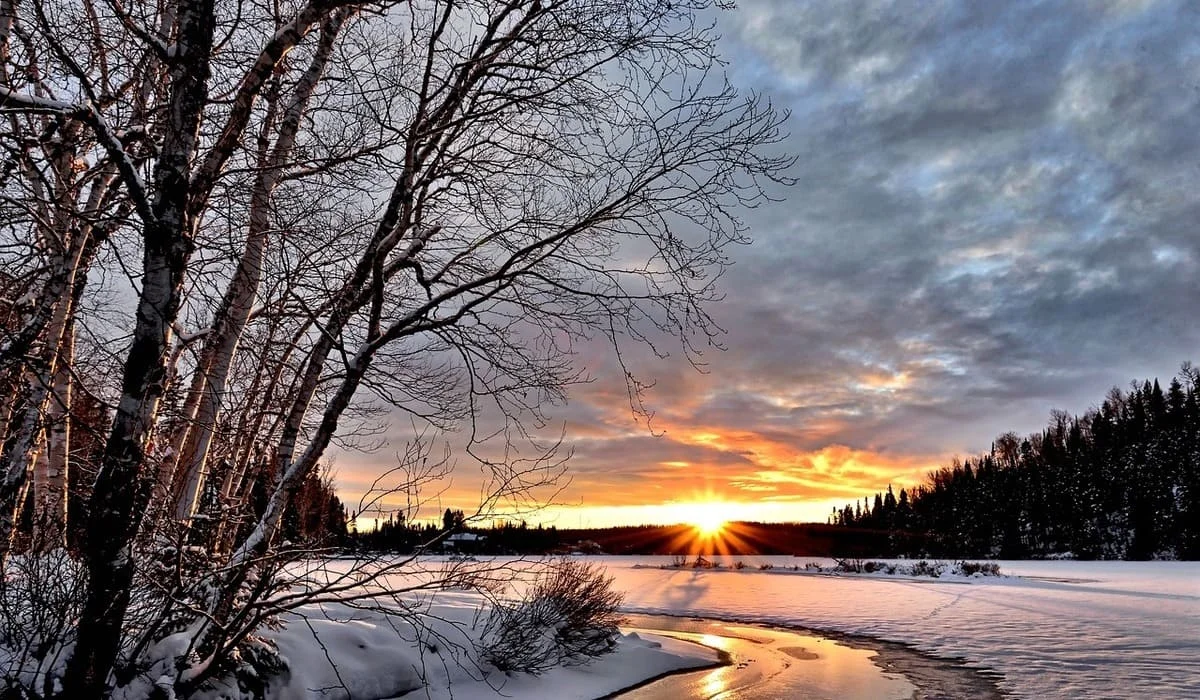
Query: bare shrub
955 561 1002 576
0 550 86 696
909 560 947 578
478 561 624 675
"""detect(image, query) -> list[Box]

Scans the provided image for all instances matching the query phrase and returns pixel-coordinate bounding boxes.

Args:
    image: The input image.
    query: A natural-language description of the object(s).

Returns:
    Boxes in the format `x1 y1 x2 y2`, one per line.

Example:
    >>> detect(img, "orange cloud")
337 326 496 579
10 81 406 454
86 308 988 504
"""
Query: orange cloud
330 342 963 527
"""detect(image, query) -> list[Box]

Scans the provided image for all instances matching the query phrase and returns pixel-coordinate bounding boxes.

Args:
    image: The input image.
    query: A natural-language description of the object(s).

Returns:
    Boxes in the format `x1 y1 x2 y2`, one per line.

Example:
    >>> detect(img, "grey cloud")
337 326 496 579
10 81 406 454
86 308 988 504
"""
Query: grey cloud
647 0 1200 455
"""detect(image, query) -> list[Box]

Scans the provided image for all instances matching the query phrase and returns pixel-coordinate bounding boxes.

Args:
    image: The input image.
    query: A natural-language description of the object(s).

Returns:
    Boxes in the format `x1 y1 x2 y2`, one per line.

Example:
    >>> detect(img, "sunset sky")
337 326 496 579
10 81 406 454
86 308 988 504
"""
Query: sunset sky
340 0 1200 528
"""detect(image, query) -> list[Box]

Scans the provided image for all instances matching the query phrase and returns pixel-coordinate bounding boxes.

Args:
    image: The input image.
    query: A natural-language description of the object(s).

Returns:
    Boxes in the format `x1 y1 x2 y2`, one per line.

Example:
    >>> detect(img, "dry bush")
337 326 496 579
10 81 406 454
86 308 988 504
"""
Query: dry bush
955 561 1002 576
478 560 624 675
0 550 86 697
908 560 947 577
832 558 866 573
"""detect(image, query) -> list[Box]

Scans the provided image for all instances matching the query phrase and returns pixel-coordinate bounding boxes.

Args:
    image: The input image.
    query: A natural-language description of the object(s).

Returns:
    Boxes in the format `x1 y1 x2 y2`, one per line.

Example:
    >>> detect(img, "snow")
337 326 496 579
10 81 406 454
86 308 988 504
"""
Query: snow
597 556 1200 699
14 554 1192 699
447 533 485 542
241 556 1197 699
458 633 717 700
0 86 80 112
186 584 716 700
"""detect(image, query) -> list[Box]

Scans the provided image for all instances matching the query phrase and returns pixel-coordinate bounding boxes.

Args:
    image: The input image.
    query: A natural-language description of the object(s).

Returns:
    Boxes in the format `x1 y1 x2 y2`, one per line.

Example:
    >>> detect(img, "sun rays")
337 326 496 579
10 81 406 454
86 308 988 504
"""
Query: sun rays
651 500 769 555
673 503 731 539
692 514 728 538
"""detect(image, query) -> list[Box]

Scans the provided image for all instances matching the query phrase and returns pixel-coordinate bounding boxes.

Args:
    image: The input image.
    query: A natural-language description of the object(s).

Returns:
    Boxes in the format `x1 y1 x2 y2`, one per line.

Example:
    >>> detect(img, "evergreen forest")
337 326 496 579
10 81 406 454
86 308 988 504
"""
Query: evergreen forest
834 366 1200 560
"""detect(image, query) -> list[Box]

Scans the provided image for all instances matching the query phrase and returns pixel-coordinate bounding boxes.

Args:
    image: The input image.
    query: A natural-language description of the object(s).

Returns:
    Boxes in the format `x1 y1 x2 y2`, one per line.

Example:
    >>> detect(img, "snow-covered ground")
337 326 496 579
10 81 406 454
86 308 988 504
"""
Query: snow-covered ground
598 556 1200 699
192 562 718 700
253 594 716 700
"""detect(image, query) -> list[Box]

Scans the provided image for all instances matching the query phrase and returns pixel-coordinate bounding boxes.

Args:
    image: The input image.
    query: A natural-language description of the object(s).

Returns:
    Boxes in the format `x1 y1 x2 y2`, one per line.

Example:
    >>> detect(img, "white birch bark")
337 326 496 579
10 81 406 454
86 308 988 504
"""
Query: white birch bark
31 321 72 551
2 281 72 554
172 9 352 521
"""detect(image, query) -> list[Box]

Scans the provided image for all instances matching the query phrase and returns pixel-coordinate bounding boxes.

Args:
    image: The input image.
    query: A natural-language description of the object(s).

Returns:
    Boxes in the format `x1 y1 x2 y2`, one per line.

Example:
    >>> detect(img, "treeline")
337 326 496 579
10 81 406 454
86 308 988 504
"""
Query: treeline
353 510 563 554
835 366 1200 560
351 519 926 557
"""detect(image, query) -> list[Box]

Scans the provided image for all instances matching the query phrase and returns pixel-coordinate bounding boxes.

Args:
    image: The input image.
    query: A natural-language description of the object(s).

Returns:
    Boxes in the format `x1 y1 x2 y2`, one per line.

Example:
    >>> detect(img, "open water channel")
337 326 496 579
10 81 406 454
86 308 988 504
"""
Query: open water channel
613 614 1004 700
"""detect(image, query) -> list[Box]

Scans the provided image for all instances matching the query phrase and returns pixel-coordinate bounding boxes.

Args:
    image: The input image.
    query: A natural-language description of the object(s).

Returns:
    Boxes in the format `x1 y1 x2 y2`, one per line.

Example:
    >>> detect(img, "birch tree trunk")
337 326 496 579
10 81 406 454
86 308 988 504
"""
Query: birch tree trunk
0 228 90 558
31 317 73 551
171 10 351 522
63 0 361 688
62 0 217 688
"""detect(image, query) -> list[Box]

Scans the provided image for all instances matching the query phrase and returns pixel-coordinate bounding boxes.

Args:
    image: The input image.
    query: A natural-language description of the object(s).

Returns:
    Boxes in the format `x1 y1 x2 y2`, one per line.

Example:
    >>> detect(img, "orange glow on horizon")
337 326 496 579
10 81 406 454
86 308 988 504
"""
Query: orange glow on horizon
330 349 954 531
334 427 944 529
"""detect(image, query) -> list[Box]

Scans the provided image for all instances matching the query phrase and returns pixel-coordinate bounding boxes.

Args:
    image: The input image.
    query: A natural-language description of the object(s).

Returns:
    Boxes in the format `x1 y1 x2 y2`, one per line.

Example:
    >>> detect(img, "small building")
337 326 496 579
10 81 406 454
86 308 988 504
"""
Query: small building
441 532 486 554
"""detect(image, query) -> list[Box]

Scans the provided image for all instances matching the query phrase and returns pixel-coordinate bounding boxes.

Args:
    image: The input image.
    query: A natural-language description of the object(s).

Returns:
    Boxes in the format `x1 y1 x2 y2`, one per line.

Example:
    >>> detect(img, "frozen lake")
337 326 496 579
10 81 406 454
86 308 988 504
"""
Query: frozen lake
592 556 1200 699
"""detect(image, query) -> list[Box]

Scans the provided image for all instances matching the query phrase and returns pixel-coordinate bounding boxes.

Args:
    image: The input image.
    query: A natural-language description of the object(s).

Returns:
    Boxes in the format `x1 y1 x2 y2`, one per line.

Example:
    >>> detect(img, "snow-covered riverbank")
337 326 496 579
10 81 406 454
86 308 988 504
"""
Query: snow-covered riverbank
251 595 718 700
172 559 718 700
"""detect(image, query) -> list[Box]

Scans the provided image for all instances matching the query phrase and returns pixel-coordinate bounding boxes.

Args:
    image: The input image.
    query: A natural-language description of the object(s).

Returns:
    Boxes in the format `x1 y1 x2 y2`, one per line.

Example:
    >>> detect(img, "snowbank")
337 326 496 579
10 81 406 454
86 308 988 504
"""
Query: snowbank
193 590 717 700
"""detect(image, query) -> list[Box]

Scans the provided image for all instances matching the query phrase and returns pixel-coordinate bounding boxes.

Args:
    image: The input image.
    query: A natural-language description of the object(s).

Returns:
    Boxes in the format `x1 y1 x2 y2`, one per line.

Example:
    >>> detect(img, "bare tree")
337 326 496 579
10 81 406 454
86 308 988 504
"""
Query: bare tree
0 0 791 696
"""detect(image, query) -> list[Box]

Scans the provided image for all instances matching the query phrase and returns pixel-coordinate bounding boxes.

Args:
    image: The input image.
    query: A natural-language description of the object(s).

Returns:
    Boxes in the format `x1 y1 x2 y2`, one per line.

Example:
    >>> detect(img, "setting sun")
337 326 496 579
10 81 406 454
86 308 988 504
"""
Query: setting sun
665 501 735 538
691 512 728 537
